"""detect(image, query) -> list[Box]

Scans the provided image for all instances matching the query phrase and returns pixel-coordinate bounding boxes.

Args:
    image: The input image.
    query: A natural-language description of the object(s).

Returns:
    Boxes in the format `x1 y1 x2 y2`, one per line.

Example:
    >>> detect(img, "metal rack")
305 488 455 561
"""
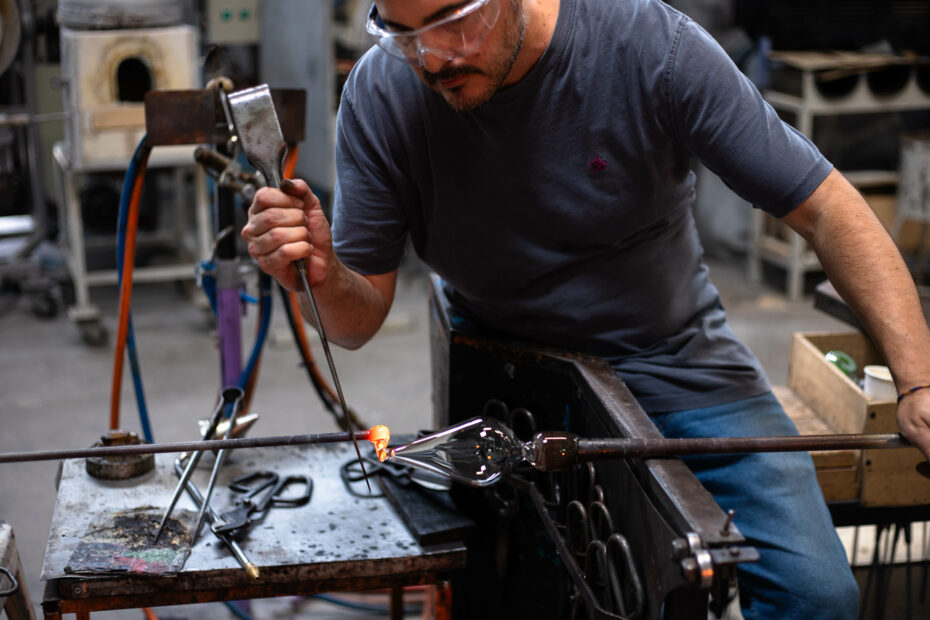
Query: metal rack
748 51 930 300
51 142 211 345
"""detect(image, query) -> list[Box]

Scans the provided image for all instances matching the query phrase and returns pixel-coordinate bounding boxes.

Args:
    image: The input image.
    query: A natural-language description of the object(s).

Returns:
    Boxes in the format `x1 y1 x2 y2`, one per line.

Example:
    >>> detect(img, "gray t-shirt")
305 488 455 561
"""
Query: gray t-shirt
331 0 832 413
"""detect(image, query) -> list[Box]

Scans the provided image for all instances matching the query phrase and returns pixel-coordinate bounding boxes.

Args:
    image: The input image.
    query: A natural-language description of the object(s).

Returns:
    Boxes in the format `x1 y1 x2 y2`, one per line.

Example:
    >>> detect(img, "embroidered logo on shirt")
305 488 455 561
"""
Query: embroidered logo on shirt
589 157 607 172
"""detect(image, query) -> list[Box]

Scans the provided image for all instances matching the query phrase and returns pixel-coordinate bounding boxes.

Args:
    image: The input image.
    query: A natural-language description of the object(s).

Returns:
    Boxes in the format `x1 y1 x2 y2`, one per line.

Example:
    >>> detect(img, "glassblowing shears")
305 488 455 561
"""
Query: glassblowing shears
212 470 312 538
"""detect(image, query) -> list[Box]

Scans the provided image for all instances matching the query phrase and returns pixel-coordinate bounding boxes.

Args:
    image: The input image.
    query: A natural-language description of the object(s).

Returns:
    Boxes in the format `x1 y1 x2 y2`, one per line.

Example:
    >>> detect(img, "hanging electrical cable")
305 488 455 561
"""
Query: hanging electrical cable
111 135 153 440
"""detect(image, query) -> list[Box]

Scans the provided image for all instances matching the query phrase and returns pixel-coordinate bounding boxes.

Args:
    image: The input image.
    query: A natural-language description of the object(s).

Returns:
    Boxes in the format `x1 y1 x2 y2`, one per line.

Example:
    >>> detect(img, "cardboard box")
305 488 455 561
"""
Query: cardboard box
786 331 930 506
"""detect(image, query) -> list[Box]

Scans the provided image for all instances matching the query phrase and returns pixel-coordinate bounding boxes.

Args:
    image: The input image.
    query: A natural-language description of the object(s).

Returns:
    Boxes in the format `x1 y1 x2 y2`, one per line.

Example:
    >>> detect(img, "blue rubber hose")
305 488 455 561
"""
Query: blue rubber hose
237 272 273 391
116 136 154 442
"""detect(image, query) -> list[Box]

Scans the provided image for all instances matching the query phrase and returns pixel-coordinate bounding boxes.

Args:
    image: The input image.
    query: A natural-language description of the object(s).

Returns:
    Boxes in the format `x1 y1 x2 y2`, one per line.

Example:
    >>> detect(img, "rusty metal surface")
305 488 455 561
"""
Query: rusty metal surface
144 88 306 147
84 430 155 480
144 90 227 146
270 89 307 144
42 442 465 610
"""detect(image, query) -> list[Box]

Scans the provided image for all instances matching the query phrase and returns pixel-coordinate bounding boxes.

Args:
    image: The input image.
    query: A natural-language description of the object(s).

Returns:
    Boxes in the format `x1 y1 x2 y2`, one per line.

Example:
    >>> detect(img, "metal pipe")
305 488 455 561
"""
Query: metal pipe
529 431 911 472
0 430 371 464
576 433 909 459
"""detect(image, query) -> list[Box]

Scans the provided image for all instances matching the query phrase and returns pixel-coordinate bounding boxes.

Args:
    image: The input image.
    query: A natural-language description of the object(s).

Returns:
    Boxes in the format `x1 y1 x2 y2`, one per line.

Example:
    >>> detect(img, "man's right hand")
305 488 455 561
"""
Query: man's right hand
241 179 333 292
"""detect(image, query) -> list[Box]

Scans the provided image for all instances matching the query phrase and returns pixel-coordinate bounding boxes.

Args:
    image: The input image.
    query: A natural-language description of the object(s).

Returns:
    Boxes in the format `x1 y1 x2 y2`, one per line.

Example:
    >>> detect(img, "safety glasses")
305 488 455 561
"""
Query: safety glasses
366 0 501 66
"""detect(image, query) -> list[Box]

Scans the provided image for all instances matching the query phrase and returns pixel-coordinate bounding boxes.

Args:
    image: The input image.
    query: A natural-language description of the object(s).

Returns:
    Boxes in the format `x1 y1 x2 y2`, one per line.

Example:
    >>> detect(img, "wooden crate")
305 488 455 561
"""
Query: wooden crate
787 331 930 507
773 385 859 502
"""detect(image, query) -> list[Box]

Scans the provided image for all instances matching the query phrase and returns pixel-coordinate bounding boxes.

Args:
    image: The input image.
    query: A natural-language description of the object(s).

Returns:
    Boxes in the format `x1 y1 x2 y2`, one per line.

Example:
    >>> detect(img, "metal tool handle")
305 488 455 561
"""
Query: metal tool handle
0 566 18 597
226 83 371 489
264 474 313 508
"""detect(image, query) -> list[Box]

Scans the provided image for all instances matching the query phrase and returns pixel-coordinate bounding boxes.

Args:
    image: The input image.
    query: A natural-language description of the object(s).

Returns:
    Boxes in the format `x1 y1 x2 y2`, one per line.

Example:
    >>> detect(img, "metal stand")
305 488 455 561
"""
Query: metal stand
748 52 930 300
40 447 463 620
50 142 211 345
0 0 59 318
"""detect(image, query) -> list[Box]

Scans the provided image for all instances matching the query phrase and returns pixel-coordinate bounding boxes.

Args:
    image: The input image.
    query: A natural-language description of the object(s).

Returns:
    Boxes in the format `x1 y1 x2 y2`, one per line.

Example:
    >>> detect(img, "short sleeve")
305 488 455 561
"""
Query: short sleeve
330 86 409 276
665 18 832 217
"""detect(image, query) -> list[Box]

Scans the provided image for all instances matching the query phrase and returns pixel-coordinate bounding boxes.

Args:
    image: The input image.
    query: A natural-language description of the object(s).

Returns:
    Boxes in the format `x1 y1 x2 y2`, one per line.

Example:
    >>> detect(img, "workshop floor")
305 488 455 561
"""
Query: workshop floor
0 253 924 619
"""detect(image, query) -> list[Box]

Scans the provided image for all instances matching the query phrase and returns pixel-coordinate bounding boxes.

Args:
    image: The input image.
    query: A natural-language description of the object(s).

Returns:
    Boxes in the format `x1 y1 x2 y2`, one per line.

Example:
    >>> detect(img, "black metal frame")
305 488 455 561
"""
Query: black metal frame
428 275 755 619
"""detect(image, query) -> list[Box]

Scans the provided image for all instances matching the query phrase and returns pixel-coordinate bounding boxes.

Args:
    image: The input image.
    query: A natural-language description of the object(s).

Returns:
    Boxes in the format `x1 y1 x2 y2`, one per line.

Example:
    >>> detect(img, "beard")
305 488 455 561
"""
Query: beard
422 0 527 112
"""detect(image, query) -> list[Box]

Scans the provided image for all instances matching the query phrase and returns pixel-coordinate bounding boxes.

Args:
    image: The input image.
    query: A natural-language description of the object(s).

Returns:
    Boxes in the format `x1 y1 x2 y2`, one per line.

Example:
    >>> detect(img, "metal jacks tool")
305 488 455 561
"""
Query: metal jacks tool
227 84 370 490
191 387 246 542
173 455 260 579
154 387 243 542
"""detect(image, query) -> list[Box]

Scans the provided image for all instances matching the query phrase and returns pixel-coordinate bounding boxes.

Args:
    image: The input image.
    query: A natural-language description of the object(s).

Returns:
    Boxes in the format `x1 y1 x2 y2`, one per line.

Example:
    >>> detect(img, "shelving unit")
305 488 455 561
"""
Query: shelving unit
748 51 930 300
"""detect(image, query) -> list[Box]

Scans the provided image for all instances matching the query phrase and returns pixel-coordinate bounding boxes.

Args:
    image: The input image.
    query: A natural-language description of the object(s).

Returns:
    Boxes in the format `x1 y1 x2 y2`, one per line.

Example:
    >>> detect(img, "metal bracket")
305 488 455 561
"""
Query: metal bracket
0 566 19 597
682 533 715 590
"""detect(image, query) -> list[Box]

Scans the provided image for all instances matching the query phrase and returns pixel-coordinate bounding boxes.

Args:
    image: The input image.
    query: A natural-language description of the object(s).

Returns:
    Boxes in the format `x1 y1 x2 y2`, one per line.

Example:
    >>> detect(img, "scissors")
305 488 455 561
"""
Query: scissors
212 470 313 538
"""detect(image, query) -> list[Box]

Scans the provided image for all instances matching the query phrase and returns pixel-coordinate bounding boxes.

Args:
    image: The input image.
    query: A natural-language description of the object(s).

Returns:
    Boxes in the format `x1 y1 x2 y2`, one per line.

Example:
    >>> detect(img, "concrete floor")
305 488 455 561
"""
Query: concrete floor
0 252 920 618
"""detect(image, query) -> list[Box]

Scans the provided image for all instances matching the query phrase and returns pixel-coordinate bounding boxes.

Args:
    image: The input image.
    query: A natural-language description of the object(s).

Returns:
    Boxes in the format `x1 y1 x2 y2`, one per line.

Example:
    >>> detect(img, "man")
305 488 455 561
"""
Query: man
242 0 930 617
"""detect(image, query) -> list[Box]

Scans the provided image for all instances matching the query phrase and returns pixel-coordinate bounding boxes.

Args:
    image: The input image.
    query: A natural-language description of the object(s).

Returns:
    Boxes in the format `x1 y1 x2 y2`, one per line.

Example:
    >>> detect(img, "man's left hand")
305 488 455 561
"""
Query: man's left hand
896 387 930 466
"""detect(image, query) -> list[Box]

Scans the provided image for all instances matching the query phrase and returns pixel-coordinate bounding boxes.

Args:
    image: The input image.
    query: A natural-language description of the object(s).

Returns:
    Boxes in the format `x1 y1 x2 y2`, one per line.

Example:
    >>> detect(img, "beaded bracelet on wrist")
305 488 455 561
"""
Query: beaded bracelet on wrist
897 384 930 404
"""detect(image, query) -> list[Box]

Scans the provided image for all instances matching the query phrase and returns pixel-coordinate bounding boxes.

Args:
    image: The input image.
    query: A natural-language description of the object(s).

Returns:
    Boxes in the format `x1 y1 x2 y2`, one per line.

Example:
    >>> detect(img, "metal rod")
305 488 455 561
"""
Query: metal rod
155 387 243 543
224 84 370 492
295 261 371 491
576 433 910 461
191 392 242 543
173 456 259 579
0 430 371 464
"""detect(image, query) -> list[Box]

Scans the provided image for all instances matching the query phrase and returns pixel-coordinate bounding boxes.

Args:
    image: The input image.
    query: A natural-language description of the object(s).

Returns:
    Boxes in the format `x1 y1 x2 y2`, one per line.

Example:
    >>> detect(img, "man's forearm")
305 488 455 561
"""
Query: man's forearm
296 260 396 350
785 169 930 388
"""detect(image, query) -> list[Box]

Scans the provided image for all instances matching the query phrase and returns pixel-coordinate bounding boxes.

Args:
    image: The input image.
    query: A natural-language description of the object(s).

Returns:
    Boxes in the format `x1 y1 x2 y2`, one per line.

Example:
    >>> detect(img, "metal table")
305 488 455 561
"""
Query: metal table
41 443 465 619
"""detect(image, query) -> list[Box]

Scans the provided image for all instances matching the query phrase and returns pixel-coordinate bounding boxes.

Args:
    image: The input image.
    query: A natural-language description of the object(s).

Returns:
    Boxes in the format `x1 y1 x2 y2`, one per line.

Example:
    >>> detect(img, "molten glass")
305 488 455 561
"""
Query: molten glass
387 417 527 487
368 424 391 462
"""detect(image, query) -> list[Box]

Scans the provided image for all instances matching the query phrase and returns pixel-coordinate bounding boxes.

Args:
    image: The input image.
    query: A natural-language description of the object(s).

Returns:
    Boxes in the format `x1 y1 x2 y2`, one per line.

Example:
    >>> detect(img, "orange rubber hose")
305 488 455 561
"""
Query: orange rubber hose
109 151 150 431
283 143 299 179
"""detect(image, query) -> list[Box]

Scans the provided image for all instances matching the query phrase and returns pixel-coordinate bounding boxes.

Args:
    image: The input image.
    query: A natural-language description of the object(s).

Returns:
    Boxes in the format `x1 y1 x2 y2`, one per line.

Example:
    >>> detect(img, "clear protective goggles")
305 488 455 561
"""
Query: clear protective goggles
366 0 501 66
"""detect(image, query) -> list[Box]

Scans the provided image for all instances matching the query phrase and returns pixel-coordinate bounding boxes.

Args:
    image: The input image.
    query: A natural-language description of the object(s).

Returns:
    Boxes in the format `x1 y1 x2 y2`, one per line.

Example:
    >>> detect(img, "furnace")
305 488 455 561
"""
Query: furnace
58 0 199 170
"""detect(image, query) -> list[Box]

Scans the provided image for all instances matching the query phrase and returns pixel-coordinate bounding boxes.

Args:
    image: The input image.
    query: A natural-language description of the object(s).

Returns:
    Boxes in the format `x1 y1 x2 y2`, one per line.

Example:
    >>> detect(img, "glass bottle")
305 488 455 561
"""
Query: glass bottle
388 417 528 487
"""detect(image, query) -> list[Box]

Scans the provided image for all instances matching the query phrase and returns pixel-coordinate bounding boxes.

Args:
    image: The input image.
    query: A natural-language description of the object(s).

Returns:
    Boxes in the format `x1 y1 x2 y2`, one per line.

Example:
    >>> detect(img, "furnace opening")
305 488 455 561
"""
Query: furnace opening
116 57 153 102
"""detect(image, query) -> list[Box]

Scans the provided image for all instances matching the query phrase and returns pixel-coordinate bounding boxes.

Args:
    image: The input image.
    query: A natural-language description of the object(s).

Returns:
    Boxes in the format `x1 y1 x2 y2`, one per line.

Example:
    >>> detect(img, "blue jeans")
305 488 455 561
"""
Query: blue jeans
651 392 859 620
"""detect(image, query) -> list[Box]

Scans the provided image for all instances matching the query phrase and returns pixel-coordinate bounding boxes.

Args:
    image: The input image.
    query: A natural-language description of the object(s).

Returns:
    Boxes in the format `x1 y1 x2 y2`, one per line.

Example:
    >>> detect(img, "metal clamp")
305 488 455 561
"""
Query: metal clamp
0 566 19 597
675 532 715 589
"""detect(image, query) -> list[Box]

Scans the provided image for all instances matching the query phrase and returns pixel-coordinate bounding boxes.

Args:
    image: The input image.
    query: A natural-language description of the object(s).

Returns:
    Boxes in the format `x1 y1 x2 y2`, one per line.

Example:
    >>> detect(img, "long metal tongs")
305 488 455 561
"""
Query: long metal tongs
190 387 246 542
226 84 370 490
153 387 243 542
